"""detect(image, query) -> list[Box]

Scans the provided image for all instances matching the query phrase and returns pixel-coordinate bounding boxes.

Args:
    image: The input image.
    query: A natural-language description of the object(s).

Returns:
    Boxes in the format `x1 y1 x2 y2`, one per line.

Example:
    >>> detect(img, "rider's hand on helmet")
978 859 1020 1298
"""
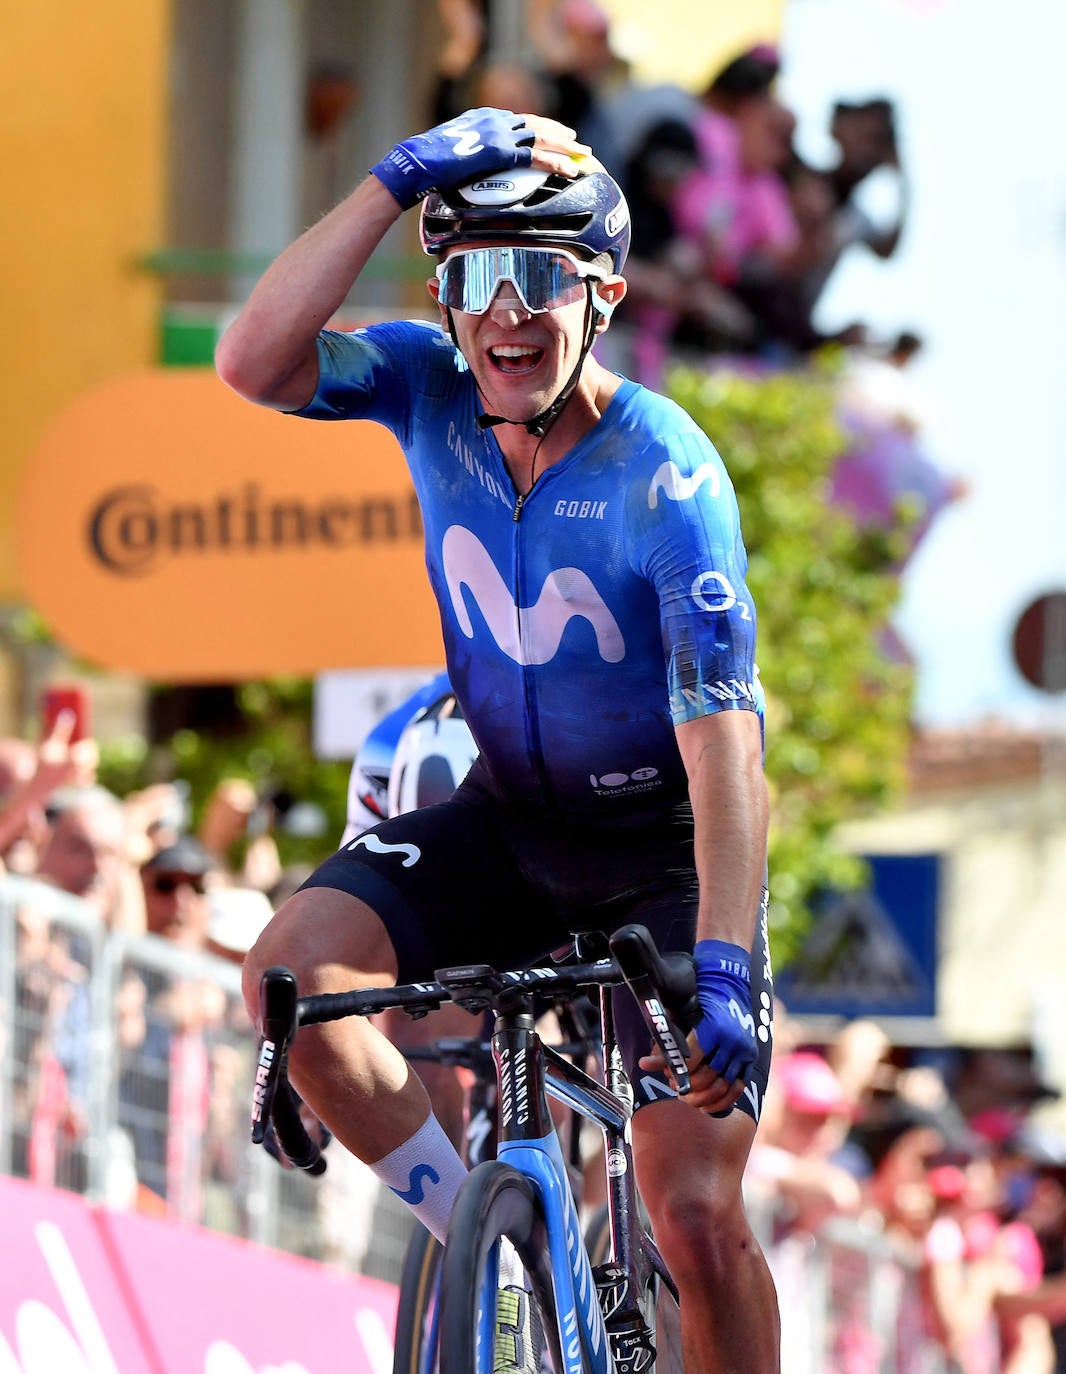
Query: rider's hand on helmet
372 108 588 210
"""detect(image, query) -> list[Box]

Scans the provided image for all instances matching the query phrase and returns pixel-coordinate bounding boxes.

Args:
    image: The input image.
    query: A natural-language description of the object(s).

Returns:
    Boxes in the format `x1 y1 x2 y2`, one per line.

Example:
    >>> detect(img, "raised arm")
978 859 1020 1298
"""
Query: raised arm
215 108 589 413
215 176 402 413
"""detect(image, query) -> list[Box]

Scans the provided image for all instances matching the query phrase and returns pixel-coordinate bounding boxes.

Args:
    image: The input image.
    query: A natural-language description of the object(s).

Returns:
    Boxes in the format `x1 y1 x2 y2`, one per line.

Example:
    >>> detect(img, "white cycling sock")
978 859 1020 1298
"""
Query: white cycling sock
371 1113 468 1243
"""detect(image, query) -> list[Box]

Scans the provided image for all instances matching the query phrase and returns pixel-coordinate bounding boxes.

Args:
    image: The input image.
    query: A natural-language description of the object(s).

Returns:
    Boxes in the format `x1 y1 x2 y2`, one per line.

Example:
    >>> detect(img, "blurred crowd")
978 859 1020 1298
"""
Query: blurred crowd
0 707 289 1220
752 1018 1066 1372
428 0 968 651
430 0 907 373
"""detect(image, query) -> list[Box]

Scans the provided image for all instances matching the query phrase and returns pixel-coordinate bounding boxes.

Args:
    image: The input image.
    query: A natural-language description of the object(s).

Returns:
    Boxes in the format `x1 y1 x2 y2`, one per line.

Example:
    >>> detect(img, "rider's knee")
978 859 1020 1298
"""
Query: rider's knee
240 888 397 1022
648 1175 750 1278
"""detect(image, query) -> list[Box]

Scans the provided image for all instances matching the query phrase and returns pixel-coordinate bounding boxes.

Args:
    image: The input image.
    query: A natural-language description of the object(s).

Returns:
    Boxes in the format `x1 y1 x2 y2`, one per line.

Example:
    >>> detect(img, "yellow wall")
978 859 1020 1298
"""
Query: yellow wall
603 0 785 91
0 2 170 600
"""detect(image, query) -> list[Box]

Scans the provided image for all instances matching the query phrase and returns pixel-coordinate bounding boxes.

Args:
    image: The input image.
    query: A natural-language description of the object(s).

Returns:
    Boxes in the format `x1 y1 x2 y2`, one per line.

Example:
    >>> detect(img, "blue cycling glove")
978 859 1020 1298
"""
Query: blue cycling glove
371 107 536 211
693 939 758 1085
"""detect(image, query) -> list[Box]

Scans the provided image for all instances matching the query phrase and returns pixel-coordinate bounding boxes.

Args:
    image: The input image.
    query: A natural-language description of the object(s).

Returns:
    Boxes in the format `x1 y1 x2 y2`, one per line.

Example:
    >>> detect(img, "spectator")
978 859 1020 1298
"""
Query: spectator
118 835 234 1213
748 97 908 355
746 1049 864 1238
527 0 629 173
826 97 908 260
997 1124 1066 1369
34 784 141 933
612 115 759 385
671 44 800 332
140 835 217 951
429 0 550 126
197 776 282 897
839 330 930 435
0 713 98 876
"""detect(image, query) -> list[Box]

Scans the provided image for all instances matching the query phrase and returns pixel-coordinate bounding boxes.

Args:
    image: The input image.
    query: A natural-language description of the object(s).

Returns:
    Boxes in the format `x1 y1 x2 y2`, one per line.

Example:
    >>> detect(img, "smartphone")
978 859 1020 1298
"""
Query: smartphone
39 683 93 743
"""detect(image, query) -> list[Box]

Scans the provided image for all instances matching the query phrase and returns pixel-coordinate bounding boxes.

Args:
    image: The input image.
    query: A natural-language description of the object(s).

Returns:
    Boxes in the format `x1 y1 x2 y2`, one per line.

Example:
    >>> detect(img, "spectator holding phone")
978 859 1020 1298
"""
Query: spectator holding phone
0 690 99 877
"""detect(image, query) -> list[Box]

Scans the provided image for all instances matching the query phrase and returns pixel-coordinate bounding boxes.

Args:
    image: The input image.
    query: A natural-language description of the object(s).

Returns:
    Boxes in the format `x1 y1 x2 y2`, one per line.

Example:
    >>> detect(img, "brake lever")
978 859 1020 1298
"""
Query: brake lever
609 924 696 1096
251 965 298 1145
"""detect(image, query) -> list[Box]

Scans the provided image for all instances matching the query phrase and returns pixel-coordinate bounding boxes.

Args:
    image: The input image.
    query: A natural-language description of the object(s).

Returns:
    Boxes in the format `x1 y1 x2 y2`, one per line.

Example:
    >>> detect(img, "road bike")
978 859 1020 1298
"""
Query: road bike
392 993 605 1374
250 924 698 1373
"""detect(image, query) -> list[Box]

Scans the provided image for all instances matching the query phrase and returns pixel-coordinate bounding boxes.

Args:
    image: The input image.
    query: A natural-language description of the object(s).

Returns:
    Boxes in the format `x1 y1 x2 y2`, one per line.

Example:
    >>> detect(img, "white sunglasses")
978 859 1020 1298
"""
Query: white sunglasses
435 246 609 315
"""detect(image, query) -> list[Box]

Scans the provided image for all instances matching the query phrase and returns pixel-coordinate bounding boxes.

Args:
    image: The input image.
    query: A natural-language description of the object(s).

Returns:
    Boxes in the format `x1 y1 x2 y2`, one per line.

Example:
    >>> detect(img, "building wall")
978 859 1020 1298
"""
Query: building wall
838 765 1066 1087
0 2 171 603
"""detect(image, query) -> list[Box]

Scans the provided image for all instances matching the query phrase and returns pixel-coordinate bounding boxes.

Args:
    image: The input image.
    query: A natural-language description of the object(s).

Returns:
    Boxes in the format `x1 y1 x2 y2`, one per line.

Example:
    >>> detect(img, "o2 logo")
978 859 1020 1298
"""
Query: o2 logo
691 570 752 620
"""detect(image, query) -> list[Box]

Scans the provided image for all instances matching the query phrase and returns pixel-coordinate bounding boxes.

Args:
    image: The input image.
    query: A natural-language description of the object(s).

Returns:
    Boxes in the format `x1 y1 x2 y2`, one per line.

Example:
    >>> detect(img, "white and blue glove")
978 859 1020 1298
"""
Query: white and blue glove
371 107 536 211
693 939 758 1085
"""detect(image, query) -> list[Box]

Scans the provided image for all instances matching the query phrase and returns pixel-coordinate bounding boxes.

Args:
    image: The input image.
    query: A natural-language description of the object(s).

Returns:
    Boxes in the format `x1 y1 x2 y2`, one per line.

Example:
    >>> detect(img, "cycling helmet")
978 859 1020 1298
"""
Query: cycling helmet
387 693 478 816
420 163 631 274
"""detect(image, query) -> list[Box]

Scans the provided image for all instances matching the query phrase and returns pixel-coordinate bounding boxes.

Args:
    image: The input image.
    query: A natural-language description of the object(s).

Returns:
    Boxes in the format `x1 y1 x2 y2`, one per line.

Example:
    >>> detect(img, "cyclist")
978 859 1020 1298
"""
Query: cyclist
218 108 779 1372
340 671 474 844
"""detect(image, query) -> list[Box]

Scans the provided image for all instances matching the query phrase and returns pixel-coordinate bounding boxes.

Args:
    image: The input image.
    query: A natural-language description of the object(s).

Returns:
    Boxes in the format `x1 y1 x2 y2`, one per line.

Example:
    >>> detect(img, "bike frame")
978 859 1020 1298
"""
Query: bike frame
486 989 672 1374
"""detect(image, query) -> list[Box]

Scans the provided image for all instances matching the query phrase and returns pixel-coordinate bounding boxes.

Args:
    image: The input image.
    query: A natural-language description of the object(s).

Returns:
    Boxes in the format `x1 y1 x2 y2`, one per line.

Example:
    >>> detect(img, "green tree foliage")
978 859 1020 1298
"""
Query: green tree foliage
667 362 914 962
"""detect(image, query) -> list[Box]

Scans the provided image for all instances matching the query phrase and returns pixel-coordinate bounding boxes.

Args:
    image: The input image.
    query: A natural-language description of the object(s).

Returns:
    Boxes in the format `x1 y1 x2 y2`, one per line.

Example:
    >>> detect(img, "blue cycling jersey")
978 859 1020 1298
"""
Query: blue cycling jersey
300 320 760 822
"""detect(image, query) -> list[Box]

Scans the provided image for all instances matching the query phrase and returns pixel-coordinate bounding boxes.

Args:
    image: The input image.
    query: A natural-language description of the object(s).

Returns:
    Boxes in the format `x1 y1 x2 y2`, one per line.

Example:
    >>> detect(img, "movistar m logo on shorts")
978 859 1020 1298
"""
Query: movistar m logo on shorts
346 833 421 866
648 460 721 508
442 525 624 665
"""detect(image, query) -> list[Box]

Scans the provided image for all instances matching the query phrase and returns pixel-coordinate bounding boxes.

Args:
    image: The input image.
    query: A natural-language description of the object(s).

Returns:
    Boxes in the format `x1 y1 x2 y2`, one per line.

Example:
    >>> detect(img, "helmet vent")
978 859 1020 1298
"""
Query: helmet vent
523 173 576 205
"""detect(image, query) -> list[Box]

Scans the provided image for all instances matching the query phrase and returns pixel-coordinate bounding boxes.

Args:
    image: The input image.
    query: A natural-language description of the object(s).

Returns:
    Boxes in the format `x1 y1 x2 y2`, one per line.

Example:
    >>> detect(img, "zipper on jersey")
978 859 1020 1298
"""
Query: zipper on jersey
510 487 556 806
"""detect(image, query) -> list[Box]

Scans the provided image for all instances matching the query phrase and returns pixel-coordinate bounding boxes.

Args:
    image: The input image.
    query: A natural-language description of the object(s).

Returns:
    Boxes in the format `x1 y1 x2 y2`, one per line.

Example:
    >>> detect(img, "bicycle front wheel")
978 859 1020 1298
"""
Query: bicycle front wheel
393 1223 443 1374
438 1161 563 1374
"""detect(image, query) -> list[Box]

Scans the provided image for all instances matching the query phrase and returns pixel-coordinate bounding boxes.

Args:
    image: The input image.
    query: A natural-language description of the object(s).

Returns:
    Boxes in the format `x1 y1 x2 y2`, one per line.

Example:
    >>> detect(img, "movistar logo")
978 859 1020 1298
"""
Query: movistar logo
345 833 421 866
391 1163 440 1205
441 525 624 665
648 460 721 508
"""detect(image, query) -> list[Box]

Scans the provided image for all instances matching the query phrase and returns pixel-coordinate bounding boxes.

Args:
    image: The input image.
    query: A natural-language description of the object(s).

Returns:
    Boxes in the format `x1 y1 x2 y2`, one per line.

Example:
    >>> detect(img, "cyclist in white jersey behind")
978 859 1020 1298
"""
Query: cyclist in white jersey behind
218 107 780 1372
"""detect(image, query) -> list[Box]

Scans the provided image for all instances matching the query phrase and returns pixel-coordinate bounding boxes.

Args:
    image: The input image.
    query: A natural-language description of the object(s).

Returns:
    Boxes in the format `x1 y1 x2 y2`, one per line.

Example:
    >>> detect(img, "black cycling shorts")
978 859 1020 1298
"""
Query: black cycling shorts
301 773 774 1123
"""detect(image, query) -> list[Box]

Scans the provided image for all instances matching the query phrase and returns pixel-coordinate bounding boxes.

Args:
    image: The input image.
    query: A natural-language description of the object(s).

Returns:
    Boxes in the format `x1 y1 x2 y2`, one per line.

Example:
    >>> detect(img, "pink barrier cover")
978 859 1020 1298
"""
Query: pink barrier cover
0 1174 398 1373
0 1173 154 1371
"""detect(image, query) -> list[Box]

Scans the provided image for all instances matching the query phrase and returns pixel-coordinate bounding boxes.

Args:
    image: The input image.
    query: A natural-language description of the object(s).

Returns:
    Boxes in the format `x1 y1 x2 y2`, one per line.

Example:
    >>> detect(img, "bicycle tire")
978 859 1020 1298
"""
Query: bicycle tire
439 1161 564 1374
393 1224 443 1374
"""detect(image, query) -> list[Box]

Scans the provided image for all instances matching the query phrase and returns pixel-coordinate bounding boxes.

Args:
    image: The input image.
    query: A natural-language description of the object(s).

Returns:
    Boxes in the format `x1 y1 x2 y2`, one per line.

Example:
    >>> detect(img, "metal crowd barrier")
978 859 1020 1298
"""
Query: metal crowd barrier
0 877 954 1367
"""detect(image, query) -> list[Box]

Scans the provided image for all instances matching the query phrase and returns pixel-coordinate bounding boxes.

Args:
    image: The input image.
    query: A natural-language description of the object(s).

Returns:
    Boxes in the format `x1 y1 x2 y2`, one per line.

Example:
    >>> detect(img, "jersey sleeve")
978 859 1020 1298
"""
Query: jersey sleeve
626 428 759 725
293 320 453 444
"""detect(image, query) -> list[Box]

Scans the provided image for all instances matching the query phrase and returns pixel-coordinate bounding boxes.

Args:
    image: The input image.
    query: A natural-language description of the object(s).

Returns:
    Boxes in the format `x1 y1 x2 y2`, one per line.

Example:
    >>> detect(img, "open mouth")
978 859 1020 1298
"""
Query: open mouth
489 344 545 376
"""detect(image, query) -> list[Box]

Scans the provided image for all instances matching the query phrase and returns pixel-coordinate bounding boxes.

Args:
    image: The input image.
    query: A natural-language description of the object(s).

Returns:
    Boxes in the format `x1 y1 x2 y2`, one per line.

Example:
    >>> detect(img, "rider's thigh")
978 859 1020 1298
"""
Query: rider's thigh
632 1098 756 1229
241 886 400 1013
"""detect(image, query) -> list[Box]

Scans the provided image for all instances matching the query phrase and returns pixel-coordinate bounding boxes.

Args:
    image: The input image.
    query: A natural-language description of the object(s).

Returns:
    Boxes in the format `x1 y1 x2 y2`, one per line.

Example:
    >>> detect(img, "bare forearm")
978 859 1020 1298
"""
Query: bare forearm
215 175 402 411
678 712 768 951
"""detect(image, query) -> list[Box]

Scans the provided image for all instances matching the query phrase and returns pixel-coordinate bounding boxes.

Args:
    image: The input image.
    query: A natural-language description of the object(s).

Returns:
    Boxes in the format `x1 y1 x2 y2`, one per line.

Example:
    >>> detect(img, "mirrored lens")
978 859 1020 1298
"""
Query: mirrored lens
437 248 590 314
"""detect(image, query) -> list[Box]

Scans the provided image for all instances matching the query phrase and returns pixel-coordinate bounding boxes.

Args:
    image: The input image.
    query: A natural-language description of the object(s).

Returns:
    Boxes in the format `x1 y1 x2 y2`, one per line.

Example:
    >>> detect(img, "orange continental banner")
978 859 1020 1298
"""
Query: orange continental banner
16 370 444 680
